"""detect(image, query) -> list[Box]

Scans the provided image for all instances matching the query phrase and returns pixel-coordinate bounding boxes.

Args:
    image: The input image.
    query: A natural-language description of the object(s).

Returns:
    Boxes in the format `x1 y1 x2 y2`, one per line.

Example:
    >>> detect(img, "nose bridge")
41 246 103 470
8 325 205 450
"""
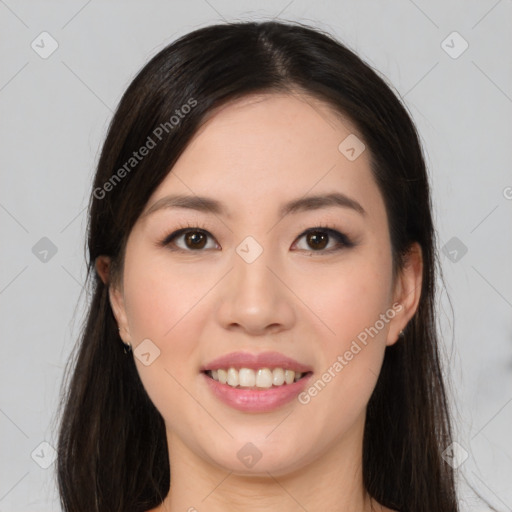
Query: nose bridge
233 234 278 301
216 233 295 333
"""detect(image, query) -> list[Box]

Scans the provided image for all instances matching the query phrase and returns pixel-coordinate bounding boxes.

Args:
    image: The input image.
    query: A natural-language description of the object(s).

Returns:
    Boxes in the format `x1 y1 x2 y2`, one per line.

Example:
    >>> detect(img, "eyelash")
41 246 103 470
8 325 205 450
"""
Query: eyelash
157 221 356 254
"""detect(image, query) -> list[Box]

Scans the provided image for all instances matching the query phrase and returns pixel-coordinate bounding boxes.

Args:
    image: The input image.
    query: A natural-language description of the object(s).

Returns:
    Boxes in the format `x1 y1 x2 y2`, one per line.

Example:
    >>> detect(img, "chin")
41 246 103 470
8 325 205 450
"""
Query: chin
203 442 310 477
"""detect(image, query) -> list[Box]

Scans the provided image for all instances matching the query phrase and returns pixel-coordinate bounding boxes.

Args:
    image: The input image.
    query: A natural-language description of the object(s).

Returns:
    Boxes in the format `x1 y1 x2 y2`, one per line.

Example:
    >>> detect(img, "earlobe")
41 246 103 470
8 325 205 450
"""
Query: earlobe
106 271 131 345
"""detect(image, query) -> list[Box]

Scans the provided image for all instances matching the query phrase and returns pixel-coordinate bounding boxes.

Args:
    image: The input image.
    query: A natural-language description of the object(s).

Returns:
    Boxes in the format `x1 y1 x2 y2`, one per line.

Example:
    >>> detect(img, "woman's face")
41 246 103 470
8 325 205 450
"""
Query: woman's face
107 92 421 476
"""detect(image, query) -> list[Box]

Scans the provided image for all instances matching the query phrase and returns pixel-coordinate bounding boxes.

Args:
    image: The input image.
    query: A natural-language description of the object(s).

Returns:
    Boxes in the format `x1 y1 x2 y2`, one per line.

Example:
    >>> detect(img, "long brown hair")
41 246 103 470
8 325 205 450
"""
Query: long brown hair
56 19 463 512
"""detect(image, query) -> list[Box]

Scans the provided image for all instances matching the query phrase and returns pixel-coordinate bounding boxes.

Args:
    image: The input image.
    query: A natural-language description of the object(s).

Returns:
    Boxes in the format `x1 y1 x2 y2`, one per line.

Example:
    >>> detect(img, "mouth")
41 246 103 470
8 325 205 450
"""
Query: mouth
201 367 314 412
202 368 314 390
200 351 314 411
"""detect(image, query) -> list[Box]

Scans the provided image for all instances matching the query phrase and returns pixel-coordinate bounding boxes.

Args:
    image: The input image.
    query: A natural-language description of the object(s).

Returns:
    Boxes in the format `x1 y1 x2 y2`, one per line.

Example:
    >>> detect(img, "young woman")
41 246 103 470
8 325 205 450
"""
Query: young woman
56 20 461 512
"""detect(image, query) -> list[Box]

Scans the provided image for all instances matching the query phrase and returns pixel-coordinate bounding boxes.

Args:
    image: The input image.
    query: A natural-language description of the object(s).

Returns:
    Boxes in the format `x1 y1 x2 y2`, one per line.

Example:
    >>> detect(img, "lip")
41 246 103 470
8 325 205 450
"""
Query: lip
201 351 313 372
202 371 313 412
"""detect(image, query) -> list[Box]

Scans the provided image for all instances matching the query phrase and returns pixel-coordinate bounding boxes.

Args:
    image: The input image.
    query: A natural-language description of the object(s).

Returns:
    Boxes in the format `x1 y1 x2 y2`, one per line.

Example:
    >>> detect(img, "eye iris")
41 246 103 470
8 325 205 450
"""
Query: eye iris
307 231 328 250
185 231 206 249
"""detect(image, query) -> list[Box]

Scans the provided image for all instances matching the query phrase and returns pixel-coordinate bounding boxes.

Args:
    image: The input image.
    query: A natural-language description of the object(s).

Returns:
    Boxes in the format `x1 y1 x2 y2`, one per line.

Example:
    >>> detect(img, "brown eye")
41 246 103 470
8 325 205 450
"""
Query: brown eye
293 227 354 253
184 231 207 249
161 228 218 251
306 231 329 250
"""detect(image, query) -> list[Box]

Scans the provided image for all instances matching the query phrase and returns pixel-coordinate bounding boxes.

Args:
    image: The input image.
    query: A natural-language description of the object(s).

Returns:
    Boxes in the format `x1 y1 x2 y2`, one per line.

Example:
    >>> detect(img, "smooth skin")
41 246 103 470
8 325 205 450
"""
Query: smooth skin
96 92 422 512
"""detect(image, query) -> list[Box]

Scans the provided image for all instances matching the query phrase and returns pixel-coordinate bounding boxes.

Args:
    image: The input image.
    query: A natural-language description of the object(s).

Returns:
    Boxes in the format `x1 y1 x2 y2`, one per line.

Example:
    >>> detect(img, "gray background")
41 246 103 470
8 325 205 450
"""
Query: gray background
1 1 511 510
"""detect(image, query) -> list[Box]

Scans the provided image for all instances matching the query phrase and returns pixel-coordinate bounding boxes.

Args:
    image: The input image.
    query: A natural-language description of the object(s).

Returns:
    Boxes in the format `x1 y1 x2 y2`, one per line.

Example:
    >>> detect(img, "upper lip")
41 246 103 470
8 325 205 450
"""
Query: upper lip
201 351 313 373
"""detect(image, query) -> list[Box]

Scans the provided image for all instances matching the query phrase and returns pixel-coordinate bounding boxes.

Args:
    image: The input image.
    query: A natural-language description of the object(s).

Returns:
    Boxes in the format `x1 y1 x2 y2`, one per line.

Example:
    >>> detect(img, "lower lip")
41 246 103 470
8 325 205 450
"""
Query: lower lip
202 372 313 413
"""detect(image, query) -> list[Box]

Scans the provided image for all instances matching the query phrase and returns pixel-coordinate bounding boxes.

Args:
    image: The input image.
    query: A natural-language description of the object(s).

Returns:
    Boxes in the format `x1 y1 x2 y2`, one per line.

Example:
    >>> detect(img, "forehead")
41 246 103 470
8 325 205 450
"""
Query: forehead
141 92 386 228
192 91 358 156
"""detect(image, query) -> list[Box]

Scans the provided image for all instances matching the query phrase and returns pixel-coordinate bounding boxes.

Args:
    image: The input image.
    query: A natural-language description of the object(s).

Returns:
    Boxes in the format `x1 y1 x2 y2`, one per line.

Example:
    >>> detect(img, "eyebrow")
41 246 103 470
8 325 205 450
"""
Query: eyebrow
142 192 366 219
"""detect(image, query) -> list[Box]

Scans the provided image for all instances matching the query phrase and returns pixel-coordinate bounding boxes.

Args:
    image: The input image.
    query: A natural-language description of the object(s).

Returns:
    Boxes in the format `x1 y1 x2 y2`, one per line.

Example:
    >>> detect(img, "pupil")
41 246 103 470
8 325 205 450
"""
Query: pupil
308 231 328 250
186 231 206 249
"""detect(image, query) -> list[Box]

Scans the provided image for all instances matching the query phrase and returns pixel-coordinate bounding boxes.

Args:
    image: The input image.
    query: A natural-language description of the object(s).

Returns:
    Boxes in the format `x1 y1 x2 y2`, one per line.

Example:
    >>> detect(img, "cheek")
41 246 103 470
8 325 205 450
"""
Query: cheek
122 253 210 423
123 248 208 341
121 250 214 405
308 255 393 350
298 248 393 413
294 271 391 436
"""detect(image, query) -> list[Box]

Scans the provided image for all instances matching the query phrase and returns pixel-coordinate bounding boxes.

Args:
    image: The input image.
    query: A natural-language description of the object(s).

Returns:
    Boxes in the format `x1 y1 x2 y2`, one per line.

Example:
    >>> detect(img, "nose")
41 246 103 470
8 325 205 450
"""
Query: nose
215 243 296 336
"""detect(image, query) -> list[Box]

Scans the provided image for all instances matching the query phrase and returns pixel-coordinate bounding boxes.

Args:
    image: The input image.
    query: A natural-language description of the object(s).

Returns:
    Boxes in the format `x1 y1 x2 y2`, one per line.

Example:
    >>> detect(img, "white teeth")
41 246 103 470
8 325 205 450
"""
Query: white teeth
207 367 306 388
217 369 227 384
239 368 256 387
227 368 239 387
256 368 273 388
272 368 285 386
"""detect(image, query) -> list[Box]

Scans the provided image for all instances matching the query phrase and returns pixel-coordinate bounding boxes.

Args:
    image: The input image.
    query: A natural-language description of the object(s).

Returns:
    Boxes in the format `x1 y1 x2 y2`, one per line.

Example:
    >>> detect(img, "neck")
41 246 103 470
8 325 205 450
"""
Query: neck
157 412 378 512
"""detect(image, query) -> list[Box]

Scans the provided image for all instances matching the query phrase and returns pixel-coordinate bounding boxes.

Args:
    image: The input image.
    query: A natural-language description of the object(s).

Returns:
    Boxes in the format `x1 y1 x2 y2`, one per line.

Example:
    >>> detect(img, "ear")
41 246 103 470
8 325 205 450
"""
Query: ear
387 242 423 346
95 255 132 345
